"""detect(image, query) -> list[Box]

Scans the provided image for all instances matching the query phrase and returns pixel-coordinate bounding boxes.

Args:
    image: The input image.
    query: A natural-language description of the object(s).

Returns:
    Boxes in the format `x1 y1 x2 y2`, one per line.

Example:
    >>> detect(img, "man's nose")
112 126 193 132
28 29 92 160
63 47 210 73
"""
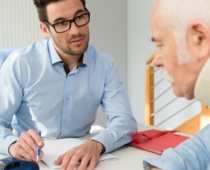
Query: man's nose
152 53 163 68
69 22 80 35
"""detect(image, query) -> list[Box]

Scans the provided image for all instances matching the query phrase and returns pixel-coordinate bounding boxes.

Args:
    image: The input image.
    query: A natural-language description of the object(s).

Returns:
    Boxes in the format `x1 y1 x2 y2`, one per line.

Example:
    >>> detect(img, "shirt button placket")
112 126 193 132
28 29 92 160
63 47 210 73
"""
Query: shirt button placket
64 98 69 124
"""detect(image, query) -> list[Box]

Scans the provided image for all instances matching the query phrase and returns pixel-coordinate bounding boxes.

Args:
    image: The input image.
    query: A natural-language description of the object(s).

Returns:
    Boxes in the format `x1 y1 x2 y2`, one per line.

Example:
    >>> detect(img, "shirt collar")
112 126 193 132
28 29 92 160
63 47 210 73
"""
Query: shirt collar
82 51 88 67
48 38 89 66
48 38 62 65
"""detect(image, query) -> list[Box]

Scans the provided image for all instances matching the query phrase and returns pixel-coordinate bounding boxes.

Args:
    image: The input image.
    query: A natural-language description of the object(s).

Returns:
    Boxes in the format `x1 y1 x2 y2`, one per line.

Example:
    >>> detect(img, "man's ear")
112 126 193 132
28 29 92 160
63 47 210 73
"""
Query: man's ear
186 22 210 61
40 22 52 38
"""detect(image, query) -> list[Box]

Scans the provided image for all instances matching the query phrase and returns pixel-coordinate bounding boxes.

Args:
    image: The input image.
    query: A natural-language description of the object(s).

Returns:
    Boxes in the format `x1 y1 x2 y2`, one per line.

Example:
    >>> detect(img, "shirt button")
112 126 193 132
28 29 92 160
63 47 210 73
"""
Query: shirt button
67 98 69 101
64 120 66 123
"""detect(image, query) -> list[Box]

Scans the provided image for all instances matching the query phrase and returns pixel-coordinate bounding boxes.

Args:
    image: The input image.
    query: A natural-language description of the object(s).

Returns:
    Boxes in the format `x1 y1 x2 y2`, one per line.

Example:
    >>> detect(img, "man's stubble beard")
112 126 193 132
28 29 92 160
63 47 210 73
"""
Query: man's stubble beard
52 31 90 56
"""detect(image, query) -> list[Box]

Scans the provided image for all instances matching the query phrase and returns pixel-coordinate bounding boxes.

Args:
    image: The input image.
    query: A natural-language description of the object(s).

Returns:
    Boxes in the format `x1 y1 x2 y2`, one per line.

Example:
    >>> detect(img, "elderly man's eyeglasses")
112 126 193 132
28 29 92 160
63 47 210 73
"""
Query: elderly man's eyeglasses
44 8 90 33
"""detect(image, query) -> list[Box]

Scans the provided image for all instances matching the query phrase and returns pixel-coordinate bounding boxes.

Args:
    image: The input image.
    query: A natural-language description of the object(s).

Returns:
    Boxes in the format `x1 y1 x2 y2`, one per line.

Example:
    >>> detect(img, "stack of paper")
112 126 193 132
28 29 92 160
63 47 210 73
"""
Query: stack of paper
41 138 118 169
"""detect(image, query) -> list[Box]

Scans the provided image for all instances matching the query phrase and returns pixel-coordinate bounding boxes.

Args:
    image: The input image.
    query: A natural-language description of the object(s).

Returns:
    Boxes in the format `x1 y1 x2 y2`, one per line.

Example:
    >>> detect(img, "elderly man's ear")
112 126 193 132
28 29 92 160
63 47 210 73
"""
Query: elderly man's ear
186 22 210 61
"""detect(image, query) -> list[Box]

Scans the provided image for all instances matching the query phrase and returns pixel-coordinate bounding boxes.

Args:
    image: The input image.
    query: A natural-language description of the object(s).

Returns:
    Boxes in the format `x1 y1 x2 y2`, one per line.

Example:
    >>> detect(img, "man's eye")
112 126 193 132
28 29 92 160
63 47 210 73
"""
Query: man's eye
58 21 66 26
76 15 83 20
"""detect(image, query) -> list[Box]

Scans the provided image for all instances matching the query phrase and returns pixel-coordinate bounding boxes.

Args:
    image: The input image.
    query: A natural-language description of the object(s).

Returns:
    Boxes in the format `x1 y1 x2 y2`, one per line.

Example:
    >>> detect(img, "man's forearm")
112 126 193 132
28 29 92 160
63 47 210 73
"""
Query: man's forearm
91 117 137 153
0 132 18 155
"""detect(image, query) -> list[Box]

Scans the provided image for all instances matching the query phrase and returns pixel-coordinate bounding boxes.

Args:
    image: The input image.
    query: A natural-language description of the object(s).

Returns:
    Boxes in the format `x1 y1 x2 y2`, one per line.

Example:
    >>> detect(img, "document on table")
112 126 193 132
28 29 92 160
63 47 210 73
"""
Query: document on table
41 138 118 169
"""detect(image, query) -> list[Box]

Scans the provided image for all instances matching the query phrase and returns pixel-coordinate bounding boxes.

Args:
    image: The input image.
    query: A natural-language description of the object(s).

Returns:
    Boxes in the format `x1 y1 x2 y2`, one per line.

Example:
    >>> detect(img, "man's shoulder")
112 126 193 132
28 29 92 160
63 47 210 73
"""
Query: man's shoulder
10 40 48 58
87 45 114 64
8 39 49 62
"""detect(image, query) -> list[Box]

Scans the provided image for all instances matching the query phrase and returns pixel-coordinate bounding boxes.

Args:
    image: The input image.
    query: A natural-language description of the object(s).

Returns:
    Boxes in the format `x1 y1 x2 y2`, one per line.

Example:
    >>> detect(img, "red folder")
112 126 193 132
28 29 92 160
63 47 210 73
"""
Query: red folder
129 129 190 155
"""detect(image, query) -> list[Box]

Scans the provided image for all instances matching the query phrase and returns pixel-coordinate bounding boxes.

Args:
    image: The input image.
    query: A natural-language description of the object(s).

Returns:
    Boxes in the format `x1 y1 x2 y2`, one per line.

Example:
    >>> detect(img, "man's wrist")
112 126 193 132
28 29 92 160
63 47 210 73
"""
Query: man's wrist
8 141 16 156
89 140 105 154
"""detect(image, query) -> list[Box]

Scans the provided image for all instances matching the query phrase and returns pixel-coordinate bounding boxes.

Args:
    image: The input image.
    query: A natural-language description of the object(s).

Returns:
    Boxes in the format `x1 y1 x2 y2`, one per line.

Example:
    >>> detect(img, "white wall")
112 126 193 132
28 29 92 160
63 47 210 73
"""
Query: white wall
87 0 127 127
0 0 45 47
127 0 156 125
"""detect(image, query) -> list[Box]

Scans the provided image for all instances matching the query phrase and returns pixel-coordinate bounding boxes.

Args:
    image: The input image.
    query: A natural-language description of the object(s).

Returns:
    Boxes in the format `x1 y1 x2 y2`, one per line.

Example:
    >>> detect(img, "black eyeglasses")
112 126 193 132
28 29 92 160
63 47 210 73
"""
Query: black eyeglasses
44 8 90 33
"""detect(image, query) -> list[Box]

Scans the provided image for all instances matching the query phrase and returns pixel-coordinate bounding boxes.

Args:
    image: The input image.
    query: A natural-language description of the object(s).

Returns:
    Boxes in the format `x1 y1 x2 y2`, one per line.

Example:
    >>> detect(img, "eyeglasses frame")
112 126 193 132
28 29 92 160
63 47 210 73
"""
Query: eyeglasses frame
44 8 90 33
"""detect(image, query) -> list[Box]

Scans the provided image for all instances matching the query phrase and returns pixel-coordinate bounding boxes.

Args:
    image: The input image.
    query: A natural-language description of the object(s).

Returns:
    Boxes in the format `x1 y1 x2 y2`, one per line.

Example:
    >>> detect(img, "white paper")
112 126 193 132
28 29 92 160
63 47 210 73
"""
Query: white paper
41 138 118 170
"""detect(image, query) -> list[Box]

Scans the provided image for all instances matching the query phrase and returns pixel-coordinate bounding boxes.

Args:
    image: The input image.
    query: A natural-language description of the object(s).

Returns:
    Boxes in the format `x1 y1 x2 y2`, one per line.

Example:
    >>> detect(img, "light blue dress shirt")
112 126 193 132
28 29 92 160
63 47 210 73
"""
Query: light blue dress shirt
144 124 210 170
0 38 137 155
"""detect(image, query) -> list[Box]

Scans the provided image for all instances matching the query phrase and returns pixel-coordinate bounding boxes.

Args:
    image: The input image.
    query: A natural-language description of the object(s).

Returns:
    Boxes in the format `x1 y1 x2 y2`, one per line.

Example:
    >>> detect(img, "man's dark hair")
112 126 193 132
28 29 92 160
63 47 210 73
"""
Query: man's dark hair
33 0 86 22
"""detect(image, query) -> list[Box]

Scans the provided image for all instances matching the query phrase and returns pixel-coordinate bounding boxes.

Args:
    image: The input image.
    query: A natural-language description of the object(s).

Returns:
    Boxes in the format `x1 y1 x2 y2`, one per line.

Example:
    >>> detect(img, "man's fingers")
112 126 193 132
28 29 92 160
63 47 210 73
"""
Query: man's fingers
41 149 44 157
9 130 44 162
60 155 72 170
67 154 81 170
78 155 90 170
20 131 37 153
9 142 33 160
86 157 98 170
17 138 36 159
19 148 33 160
16 145 33 160
54 154 65 165
27 129 44 147
55 141 101 170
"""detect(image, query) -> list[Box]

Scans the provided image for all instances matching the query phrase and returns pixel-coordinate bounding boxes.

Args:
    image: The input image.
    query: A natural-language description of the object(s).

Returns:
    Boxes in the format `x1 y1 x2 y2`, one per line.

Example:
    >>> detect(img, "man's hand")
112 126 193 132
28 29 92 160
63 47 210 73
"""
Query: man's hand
9 129 44 161
151 168 162 170
54 140 105 170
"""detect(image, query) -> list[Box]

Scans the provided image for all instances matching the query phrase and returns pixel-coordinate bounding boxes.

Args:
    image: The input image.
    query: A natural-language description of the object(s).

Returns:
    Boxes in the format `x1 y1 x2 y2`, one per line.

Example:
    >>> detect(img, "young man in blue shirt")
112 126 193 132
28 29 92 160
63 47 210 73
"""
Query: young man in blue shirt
0 0 137 170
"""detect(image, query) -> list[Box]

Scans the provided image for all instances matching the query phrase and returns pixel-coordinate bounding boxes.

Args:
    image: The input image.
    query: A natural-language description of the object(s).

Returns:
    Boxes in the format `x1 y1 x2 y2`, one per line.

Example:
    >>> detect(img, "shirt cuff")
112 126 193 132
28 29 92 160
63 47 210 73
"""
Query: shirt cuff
143 160 157 170
0 135 18 155
91 133 114 154
144 148 185 170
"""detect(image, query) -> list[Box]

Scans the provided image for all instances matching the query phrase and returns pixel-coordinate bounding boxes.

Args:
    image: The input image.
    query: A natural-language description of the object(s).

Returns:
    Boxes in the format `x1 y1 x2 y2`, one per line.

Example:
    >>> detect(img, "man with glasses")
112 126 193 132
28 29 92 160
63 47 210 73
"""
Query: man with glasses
0 0 137 170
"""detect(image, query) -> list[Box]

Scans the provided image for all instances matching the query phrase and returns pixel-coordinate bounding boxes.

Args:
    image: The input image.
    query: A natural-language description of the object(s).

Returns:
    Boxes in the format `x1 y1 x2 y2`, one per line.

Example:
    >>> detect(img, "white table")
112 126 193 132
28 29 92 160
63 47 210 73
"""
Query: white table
0 126 191 170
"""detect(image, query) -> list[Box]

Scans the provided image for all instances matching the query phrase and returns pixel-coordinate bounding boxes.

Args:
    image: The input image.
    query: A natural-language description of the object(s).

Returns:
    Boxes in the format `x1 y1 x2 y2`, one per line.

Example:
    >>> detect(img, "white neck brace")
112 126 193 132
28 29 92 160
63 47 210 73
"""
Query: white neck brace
194 57 210 106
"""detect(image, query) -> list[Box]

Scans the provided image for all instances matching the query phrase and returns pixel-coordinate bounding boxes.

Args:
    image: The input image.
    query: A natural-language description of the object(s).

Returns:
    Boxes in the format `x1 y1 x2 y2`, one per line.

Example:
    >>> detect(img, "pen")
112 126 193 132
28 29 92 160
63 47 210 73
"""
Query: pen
37 130 41 162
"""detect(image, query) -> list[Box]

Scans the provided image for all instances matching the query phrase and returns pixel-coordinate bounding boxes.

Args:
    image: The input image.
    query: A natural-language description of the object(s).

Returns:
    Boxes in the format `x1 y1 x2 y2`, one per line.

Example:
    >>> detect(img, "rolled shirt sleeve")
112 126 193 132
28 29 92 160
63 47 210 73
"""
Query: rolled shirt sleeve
91 58 138 153
144 124 210 170
0 51 23 155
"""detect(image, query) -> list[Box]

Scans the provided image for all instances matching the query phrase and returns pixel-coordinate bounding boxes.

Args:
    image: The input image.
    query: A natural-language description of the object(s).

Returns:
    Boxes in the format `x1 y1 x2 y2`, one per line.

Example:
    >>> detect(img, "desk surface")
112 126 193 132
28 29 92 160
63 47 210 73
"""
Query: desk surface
0 126 191 170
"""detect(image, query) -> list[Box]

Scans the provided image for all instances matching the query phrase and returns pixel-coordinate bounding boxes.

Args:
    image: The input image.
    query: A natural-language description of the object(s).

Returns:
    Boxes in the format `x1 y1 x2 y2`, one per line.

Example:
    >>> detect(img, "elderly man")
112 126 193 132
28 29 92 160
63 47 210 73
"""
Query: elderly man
143 0 210 170
0 0 137 170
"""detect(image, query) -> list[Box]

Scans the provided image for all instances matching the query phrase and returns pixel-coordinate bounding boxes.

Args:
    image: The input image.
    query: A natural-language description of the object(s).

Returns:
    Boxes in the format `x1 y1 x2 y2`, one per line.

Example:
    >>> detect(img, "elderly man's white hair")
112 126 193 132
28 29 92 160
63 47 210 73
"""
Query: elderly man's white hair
154 0 210 64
